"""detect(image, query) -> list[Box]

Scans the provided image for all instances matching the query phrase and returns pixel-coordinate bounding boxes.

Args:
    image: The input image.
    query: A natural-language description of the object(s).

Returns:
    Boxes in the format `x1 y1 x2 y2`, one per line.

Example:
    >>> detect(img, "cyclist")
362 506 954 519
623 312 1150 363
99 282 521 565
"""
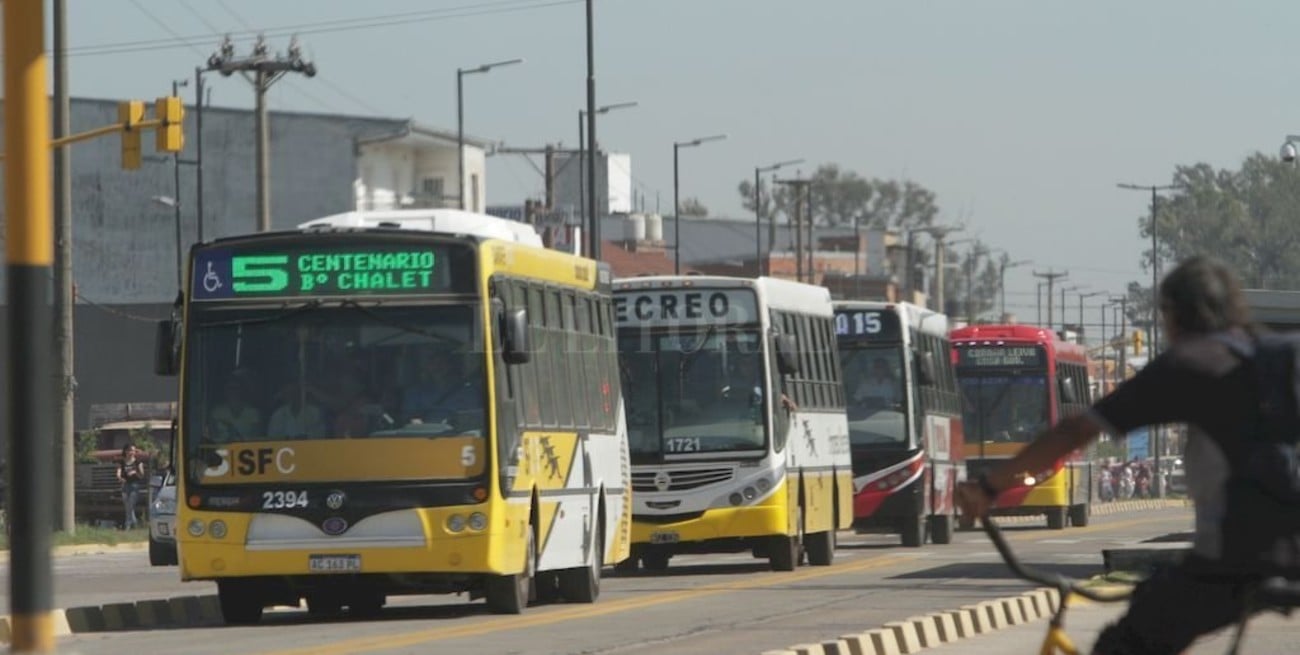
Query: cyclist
956 255 1276 655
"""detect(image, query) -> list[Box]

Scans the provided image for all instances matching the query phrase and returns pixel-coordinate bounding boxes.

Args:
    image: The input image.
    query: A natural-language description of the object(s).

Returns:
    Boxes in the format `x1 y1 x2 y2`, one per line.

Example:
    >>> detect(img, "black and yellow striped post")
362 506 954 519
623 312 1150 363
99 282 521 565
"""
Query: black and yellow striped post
4 0 55 652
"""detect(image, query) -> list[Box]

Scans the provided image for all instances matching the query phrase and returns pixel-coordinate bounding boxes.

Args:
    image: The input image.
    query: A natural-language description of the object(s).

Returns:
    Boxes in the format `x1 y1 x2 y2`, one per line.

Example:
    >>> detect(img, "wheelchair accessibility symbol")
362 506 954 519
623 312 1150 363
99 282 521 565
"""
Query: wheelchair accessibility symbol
202 262 223 293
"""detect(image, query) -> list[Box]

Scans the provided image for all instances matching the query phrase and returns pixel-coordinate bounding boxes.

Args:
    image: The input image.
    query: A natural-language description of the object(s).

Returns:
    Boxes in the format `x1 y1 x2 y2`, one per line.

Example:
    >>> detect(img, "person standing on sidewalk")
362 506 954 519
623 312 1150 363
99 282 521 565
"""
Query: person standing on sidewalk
957 255 1283 655
116 444 147 530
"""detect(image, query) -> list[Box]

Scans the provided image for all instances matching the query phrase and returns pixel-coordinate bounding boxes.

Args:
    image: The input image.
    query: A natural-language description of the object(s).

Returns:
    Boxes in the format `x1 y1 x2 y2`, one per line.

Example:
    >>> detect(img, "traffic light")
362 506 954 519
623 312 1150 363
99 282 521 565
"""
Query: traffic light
155 96 184 153
119 100 145 170
1132 329 1144 355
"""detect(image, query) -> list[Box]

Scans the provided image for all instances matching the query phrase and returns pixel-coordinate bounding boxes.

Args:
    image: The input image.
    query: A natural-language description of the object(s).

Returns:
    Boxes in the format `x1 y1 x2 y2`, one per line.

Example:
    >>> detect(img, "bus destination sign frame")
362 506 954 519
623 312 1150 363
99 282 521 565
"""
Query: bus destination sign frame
956 345 1046 369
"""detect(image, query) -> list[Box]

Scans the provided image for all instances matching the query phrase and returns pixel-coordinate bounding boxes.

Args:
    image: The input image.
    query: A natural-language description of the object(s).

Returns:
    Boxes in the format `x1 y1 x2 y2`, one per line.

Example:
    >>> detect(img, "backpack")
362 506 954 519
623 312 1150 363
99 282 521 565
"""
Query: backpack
1215 331 1300 578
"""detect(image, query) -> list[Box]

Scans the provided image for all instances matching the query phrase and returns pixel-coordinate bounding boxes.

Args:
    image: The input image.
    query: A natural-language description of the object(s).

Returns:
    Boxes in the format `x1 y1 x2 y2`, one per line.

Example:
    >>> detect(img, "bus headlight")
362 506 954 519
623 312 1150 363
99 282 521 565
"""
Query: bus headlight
1023 476 1037 486
209 520 228 539
187 518 206 537
446 514 467 533
468 512 488 531
729 493 744 506
742 486 757 501
756 477 772 492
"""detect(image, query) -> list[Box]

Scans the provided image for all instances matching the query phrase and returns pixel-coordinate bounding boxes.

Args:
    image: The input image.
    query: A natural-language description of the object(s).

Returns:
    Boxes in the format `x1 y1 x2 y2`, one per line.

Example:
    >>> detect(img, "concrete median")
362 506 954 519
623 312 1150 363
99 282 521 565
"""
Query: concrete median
0 593 222 643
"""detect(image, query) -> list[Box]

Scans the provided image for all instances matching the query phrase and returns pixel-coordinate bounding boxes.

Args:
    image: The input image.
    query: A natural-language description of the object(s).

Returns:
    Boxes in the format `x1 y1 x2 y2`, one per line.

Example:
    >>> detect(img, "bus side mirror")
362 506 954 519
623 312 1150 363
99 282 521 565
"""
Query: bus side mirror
775 334 799 375
1059 378 1079 405
154 319 179 376
914 350 936 387
167 419 178 478
503 308 531 365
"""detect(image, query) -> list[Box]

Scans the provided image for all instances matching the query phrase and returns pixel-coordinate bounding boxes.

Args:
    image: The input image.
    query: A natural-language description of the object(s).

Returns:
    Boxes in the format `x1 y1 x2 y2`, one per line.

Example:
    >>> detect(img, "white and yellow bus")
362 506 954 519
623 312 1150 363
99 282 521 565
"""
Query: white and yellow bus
613 276 852 571
155 209 630 622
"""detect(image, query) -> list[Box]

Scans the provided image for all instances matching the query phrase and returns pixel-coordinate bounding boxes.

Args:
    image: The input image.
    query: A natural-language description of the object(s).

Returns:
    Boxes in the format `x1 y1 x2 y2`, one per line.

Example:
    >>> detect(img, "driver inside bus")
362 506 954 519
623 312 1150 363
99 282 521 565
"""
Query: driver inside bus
401 349 483 431
853 357 900 409
208 372 263 442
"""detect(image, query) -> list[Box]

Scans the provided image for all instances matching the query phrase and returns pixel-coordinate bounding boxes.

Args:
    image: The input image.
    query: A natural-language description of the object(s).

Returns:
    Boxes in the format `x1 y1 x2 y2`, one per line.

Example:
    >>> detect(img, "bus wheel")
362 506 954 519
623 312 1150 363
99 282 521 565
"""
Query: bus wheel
641 550 671 572
1046 507 1067 530
930 514 955 545
559 527 602 603
804 529 835 566
348 593 385 618
901 513 925 548
217 580 265 625
486 528 534 614
1069 503 1090 528
305 594 343 617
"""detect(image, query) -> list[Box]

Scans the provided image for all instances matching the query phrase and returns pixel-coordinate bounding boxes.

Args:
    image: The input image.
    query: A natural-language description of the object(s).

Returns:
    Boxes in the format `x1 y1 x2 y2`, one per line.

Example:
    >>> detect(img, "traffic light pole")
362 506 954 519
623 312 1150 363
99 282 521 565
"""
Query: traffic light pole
5 0 55 651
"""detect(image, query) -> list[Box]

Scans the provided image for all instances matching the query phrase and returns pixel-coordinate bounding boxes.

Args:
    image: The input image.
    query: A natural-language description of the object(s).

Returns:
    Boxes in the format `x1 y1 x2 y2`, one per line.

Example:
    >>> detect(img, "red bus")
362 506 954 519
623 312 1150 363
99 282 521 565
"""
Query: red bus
835 302 964 547
950 325 1093 530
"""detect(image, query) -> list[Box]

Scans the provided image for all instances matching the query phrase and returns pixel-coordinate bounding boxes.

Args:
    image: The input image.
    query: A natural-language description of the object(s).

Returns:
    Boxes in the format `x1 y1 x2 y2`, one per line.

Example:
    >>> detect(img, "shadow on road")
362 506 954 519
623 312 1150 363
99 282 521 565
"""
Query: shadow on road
889 561 1104 581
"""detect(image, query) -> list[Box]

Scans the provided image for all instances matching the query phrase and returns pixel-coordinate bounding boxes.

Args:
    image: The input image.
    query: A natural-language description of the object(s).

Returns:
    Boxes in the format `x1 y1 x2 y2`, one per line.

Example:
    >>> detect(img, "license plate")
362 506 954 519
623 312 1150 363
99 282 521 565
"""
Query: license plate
309 554 361 573
649 531 680 545
158 523 170 537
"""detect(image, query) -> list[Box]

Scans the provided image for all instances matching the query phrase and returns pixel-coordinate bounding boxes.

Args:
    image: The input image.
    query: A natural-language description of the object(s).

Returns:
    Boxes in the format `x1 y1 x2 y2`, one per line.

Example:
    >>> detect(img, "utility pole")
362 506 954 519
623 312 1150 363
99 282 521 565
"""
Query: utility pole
1033 270 1068 331
195 67 207 241
1110 296 1128 389
52 0 76 536
495 144 581 215
585 0 600 260
207 35 315 232
1059 285 1082 334
775 177 813 282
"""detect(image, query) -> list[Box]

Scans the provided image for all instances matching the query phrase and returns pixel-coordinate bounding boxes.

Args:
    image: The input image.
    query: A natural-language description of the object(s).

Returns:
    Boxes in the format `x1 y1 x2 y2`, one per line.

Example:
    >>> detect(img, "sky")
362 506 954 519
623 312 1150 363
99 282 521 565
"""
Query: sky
50 0 1300 325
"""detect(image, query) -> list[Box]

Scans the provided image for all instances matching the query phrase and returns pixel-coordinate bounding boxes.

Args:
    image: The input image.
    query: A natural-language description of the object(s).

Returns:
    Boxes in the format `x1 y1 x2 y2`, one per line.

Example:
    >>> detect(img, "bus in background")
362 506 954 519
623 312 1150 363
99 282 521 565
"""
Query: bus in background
155 209 630 622
834 302 963 547
614 276 852 572
950 324 1093 530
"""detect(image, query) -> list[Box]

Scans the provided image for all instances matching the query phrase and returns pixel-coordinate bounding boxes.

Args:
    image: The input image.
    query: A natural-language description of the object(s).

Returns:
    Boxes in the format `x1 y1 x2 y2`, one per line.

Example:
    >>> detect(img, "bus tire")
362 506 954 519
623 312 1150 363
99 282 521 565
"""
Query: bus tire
217 580 265 625
930 514 954 545
559 518 603 603
305 594 343 617
486 526 534 614
768 534 799 571
901 513 925 548
348 593 385 618
641 550 671 571
805 529 835 566
149 536 176 566
1069 503 1090 528
1047 507 1067 530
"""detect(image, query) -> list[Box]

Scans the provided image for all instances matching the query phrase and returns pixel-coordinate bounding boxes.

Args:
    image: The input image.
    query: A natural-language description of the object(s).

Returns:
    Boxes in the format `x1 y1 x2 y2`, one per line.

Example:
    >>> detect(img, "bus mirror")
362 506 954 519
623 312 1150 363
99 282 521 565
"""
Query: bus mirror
775 334 799 375
914 350 936 387
503 308 531 365
1059 378 1079 405
154 319 179 376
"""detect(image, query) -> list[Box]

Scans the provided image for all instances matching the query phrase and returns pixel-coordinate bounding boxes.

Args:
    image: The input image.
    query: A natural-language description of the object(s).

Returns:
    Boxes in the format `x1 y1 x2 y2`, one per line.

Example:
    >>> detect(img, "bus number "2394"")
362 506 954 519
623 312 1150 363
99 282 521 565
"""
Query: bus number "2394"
262 490 309 510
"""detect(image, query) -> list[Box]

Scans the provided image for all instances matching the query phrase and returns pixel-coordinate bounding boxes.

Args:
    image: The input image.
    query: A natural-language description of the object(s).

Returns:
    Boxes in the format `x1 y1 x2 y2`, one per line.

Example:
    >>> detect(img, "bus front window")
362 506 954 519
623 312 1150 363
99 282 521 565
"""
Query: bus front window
185 303 484 481
841 347 907 445
958 375 1049 443
618 330 766 461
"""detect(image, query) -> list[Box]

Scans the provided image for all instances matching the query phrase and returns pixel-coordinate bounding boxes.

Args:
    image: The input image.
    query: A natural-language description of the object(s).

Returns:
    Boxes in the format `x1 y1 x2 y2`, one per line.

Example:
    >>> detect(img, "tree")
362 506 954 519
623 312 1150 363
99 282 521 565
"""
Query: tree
943 242 1001 320
737 163 941 230
678 197 708 217
1133 154 1300 290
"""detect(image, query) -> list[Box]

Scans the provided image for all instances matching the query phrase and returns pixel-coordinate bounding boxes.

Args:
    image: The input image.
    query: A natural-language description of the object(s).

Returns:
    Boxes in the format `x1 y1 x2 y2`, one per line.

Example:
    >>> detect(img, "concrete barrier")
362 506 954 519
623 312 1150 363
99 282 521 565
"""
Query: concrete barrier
0 594 223 644
909 616 941 648
882 621 921 653
865 629 901 655
837 632 878 655
926 612 958 643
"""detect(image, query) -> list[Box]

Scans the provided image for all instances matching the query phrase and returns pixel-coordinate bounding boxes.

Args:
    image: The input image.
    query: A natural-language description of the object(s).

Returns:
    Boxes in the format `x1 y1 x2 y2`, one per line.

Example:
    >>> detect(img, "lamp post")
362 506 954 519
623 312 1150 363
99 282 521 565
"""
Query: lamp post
754 159 804 275
151 196 184 288
457 58 523 211
1078 291 1106 339
998 258 1030 320
673 134 726 274
1059 284 1083 333
579 101 638 250
1118 181 1179 496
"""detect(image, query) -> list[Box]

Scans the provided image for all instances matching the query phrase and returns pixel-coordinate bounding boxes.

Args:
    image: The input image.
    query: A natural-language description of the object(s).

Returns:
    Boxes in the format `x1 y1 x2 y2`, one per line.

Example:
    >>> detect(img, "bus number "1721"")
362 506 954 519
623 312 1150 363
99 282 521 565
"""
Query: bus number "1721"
665 437 702 453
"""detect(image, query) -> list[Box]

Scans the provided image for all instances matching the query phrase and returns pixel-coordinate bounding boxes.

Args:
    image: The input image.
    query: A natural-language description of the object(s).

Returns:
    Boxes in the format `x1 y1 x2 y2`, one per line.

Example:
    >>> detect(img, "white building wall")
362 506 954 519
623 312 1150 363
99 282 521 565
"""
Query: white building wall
356 141 482 211
551 152 633 218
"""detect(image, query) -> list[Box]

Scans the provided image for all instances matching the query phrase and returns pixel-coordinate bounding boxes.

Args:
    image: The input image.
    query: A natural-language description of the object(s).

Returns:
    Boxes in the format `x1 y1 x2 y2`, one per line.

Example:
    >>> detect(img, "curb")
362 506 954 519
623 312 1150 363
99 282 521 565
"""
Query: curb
761 588 1067 654
984 498 1188 527
0 594 222 643
0 541 148 563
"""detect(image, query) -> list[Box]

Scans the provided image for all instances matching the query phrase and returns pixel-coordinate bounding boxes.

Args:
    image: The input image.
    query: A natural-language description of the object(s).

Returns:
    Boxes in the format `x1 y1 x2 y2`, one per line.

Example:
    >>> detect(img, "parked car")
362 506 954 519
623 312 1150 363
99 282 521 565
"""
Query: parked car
149 472 177 566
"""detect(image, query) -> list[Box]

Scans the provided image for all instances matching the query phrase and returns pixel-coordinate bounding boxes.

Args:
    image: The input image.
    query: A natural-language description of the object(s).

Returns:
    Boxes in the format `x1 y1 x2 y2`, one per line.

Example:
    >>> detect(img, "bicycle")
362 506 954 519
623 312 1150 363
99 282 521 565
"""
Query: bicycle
981 516 1300 655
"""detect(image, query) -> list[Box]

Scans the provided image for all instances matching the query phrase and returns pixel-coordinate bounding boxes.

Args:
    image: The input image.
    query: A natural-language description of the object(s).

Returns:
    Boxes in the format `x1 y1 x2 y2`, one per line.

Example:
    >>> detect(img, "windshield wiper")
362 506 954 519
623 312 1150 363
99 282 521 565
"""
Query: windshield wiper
194 300 324 328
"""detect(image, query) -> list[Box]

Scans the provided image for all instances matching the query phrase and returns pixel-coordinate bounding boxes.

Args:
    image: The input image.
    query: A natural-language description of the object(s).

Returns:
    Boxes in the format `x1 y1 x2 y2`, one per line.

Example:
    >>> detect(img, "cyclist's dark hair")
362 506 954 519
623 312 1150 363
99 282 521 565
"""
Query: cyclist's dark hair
1158 255 1252 335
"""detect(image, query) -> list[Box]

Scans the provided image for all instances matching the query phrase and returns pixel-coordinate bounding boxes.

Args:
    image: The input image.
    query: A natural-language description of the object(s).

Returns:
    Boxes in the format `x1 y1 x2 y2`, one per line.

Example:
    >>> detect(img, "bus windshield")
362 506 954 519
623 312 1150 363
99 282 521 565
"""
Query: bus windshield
184 302 484 479
958 374 1049 443
840 346 907 446
619 329 767 461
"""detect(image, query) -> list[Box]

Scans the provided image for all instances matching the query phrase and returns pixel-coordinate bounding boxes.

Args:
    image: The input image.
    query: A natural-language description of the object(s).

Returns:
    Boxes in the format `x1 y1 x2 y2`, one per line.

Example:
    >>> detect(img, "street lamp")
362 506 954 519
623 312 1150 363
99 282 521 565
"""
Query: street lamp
151 195 183 288
1078 291 1106 337
998 258 1031 320
457 58 523 211
1059 284 1084 332
1280 134 1300 163
673 134 726 274
754 159 804 274
579 101 638 246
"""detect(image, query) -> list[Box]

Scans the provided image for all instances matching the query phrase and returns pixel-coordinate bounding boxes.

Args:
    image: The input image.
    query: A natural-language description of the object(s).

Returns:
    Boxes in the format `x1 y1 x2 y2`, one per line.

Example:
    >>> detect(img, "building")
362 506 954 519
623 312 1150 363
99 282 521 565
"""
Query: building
549 151 634 218
0 97 490 428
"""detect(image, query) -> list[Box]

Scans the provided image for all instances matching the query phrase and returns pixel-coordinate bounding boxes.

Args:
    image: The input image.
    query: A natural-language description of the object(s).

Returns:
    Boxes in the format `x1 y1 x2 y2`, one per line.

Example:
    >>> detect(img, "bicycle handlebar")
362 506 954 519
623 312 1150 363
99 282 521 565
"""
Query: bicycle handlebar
980 516 1132 604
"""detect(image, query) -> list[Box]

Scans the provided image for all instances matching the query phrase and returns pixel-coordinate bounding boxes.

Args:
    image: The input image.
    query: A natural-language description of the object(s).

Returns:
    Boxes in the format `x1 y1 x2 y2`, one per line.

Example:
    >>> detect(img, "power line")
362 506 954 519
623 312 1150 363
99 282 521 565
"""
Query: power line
217 0 258 33
66 0 581 58
126 0 208 59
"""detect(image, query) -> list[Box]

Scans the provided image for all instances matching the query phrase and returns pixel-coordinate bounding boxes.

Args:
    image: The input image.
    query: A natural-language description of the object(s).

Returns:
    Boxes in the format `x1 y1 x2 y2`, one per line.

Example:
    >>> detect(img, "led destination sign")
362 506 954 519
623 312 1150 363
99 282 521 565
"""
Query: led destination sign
956 345 1046 369
192 242 472 300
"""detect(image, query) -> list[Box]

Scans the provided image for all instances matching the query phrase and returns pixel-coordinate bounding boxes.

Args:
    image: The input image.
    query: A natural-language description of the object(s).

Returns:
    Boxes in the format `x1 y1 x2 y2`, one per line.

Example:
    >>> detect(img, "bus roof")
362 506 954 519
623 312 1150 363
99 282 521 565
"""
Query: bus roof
950 323 1089 364
1244 289 1300 330
613 275 833 317
833 300 949 336
296 209 543 246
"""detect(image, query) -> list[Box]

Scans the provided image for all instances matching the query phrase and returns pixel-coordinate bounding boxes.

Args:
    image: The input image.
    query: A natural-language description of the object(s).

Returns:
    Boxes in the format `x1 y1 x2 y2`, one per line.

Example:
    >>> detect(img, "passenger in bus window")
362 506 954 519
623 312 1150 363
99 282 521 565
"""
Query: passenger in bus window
854 357 900 408
333 376 377 437
401 350 483 429
208 372 263 442
267 381 326 440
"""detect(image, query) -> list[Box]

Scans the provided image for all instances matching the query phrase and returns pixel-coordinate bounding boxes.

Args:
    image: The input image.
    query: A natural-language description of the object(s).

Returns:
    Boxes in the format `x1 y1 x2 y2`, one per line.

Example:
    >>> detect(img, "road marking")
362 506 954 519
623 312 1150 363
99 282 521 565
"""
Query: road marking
1036 539 1080 544
251 553 917 655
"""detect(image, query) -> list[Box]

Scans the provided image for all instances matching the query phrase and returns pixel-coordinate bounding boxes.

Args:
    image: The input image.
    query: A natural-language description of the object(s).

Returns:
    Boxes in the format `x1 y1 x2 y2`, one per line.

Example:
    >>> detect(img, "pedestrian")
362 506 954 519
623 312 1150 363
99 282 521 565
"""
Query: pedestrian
116 443 146 530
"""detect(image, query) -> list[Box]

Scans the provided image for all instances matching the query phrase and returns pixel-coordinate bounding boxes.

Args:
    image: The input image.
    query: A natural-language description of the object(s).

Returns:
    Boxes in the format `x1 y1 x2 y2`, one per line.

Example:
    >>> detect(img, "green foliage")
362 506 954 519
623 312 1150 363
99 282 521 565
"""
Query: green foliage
679 197 709 217
737 163 940 230
76 429 101 463
1130 154 1300 292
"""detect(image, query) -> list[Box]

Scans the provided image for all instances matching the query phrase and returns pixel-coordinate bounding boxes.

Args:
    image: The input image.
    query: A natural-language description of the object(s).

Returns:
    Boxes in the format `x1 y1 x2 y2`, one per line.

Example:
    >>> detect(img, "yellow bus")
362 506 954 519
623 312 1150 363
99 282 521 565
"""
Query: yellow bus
613 276 853 572
155 209 630 622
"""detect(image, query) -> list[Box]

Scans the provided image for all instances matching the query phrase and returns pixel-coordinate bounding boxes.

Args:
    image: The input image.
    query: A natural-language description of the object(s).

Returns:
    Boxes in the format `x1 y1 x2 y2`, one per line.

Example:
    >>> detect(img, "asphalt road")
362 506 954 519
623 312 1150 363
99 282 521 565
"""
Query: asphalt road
9 507 1200 655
